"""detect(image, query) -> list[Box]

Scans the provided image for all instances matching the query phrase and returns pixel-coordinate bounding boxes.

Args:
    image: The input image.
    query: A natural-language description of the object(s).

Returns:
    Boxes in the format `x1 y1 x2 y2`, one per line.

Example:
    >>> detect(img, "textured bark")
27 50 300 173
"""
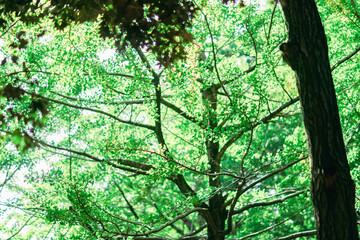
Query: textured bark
279 0 359 239
202 85 227 240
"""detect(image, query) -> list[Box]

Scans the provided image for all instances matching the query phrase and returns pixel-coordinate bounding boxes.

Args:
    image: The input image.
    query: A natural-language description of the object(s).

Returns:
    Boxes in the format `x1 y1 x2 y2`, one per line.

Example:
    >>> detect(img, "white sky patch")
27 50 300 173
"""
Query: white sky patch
97 48 116 61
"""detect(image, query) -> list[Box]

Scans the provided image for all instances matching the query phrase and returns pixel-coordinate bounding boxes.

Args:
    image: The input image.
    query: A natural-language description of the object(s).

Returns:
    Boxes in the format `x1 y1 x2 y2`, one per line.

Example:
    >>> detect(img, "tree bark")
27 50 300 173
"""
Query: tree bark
203 85 227 240
279 0 359 239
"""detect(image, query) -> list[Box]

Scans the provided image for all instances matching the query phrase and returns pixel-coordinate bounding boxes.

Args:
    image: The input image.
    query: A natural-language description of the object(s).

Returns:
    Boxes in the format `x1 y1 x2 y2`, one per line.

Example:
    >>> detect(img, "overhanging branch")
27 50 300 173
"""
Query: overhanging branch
23 90 155 131
33 137 151 175
233 189 306 215
161 98 204 128
331 44 360 71
275 230 317 240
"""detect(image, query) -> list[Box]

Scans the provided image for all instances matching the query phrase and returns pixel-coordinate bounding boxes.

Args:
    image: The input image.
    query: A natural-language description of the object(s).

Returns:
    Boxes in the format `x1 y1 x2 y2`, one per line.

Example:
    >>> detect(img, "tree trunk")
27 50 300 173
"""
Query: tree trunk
279 0 359 239
203 85 227 240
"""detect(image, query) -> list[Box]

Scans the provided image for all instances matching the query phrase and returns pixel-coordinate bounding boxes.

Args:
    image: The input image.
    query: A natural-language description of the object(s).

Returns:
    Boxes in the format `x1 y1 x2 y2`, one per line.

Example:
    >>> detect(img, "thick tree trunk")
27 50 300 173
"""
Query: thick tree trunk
279 0 359 239
203 85 227 240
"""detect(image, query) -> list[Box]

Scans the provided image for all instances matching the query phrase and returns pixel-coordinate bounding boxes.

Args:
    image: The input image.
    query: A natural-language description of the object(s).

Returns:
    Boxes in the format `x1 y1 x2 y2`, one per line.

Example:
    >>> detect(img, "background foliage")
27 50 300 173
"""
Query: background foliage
0 0 359 239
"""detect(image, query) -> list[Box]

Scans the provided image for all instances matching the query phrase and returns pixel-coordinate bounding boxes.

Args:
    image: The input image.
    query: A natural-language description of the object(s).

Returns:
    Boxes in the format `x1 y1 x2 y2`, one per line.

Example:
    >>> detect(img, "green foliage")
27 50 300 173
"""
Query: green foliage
0 0 359 239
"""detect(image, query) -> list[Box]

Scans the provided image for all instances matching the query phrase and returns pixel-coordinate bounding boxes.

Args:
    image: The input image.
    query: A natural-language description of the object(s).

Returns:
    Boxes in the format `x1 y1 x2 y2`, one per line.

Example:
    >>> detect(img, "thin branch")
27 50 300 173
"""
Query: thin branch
259 97 300 124
242 156 307 194
51 90 171 105
223 96 300 132
6 70 61 77
233 205 311 240
266 2 278 43
217 97 299 163
112 208 207 238
0 20 19 38
274 230 317 240
161 98 205 128
217 16 259 87
6 69 134 78
23 90 155 131
234 189 306 215
0 164 22 188
33 137 151 175
223 179 246 236
72 186 109 234
105 71 134 78
181 224 207 238
92 202 150 227
133 238 169 240
152 202 184 235
133 237 207 240
113 181 139 219
216 131 245 163
331 45 360 71
241 128 254 176
196 3 232 104
7 214 35 240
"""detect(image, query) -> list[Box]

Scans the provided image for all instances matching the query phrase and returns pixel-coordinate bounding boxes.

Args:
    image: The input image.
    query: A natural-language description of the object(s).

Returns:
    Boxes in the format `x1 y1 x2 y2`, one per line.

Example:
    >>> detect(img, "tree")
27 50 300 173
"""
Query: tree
0 0 359 239
278 0 359 238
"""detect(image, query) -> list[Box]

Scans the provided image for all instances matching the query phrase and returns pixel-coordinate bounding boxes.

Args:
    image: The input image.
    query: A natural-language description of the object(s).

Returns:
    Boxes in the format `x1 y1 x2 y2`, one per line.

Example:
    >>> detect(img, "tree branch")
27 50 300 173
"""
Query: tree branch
113 181 139 219
112 208 207 238
151 202 184 235
33 137 151 175
331 44 360 71
6 214 35 240
197 4 232 105
275 230 317 240
241 156 307 194
132 45 204 209
266 2 278 43
259 97 300 124
218 97 299 163
23 90 155 131
233 189 306 215
231 205 311 240
161 98 204 128
51 90 171 105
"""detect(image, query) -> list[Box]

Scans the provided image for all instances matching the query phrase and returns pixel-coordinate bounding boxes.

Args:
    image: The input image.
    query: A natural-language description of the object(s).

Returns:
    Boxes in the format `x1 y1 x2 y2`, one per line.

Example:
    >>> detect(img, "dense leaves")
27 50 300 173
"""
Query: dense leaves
0 0 359 239
0 0 197 66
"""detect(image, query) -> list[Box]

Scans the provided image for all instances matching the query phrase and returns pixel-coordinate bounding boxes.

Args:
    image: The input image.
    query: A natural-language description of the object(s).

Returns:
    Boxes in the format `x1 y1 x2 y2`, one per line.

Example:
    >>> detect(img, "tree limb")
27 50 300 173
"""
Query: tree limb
331 45 360 71
33 137 151 175
23 90 155 131
218 97 300 163
233 189 306 215
274 230 317 240
161 98 204 128
51 90 171 105
113 181 139 219
197 4 233 105
231 205 311 240
241 156 307 194
6 214 35 240
112 208 207 238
